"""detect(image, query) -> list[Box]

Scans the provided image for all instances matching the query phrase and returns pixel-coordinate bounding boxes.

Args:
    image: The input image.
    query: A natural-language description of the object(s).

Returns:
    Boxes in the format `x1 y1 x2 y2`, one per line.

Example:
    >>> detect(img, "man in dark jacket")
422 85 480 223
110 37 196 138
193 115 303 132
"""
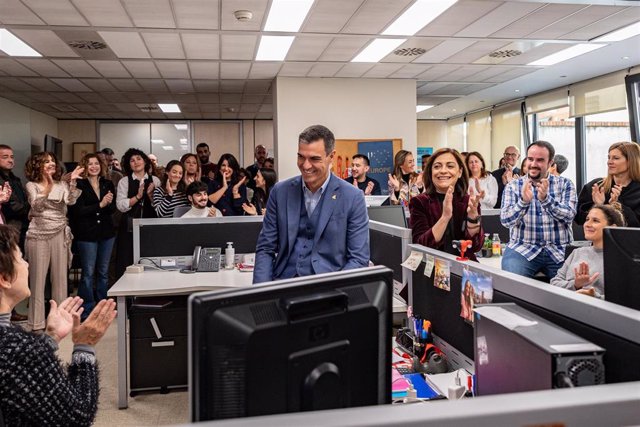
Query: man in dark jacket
491 145 521 208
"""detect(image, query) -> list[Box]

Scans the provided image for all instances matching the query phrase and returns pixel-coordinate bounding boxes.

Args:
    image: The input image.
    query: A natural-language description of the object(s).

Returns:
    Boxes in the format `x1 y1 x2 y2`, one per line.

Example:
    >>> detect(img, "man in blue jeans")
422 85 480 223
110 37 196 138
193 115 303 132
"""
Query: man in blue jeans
500 141 577 279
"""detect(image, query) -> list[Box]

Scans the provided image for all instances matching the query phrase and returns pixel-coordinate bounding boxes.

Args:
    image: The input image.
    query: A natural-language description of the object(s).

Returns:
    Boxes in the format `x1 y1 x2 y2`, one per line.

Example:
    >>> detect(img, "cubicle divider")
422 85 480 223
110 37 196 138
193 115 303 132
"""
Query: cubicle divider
410 244 640 383
368 220 412 305
133 216 264 266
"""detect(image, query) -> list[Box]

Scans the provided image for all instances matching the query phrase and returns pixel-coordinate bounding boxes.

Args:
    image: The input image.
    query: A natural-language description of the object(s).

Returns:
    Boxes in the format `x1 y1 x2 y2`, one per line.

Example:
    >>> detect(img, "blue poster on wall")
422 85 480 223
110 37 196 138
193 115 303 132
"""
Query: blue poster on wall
417 147 434 170
358 140 394 195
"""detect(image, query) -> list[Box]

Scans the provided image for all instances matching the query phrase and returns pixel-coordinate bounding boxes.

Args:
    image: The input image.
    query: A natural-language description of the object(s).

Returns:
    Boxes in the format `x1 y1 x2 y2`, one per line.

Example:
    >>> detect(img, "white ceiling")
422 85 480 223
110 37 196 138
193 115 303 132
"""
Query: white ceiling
0 0 637 120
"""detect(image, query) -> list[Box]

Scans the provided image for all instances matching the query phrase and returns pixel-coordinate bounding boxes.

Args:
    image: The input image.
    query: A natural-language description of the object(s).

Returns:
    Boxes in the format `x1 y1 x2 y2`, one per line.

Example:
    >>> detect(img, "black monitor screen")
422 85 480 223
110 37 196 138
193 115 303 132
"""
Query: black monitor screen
189 267 393 422
139 221 262 258
369 229 403 283
367 206 408 228
604 227 640 310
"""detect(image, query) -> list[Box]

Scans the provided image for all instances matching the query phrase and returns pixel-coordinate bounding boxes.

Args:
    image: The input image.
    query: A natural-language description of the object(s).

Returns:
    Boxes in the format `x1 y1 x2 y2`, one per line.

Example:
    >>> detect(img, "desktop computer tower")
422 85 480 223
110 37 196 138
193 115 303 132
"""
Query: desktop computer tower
474 303 604 396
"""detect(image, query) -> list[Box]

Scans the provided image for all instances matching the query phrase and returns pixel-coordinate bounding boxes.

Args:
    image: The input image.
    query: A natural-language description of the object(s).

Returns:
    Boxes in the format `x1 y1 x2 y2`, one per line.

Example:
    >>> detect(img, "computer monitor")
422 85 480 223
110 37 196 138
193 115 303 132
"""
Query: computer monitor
188 267 393 422
604 227 640 310
367 205 408 228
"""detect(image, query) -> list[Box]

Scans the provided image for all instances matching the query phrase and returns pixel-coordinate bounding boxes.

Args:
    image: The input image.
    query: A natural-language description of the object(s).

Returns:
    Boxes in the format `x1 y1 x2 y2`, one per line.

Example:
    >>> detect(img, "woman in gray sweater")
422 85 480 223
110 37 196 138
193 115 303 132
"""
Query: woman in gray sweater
551 204 625 298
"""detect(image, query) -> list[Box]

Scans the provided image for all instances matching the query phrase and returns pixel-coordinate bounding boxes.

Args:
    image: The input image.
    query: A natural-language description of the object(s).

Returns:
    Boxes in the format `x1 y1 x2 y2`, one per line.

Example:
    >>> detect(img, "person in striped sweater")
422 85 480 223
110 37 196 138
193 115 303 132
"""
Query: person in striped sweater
152 160 190 218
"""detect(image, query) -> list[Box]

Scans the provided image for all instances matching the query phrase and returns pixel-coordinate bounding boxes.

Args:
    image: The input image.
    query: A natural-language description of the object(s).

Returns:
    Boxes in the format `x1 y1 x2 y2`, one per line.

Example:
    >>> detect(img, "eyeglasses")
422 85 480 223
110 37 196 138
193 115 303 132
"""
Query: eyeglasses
503 153 518 158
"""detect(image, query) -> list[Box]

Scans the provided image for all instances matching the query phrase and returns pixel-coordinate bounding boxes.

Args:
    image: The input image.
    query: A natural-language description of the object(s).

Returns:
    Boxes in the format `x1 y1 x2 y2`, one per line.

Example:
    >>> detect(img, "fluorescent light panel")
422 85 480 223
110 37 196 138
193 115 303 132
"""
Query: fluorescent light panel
151 139 165 144
264 0 314 32
383 0 458 36
161 146 174 151
174 124 188 130
256 35 294 61
158 103 181 113
416 105 434 113
594 22 640 42
352 38 407 63
0 29 41 57
528 44 606 66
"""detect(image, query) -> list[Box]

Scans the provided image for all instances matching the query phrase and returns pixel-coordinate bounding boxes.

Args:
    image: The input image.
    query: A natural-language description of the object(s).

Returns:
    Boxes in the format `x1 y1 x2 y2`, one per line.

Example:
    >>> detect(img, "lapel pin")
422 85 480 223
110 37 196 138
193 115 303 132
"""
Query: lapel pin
332 194 337 200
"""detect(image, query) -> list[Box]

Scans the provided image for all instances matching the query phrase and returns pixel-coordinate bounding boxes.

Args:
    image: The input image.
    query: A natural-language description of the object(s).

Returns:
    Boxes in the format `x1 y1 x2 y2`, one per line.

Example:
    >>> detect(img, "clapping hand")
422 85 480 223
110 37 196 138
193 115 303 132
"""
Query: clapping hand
536 178 549 202
592 183 605 205
46 296 84 343
521 179 534 203
364 181 375 195
165 178 173 196
503 166 514 185
467 193 481 220
0 182 12 203
207 207 219 217
70 166 84 181
442 185 454 220
72 299 117 346
146 182 155 198
100 191 113 208
573 262 600 289
242 202 257 215
388 174 400 191
609 184 622 204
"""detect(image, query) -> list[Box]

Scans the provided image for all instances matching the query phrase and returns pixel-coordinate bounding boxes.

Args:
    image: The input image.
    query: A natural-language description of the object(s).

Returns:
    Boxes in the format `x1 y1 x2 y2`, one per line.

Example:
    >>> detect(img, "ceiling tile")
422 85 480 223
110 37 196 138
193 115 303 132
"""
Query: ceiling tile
286 36 333 61
219 80 245 92
115 103 141 112
248 63 281 79
528 5 627 40
122 60 160 78
52 60 101 77
220 0 268 31
491 4 587 39
220 112 238 119
87 60 131 78
50 78 92 91
72 0 131 26
188 62 219 79
79 78 117 91
165 79 195 92
182 34 219 59
220 62 251 79
156 61 190 78
389 64 432 79
382 39 443 64
342 0 413 34
19 77 63 91
22 0 89 26
77 92 107 103
455 2 544 38
16 59 69 77
70 103 98 112
279 62 315 77
11 29 79 57
180 104 200 113
259 104 272 113
361 63 404 78
303 0 363 33
417 64 463 81
442 41 510 64
136 79 168 91
412 40 477 64
98 32 150 58
173 0 219 29
334 63 374 78
255 112 272 119
560 7 640 41
109 79 143 91
307 63 342 78
220 93 242 103
200 104 220 112
485 68 536 83
0 59 38 76
193 80 219 91
183 112 203 119
419 0 503 37
0 77 36 91
26 92 58 102
244 80 271 93
0 0 44 24
430 65 488 81
238 112 257 119
124 0 176 28
173 93 197 103
221 35 258 60
142 33 185 59
242 94 264 103
102 92 130 102
319 37 370 62
126 92 154 102
197 93 220 103
240 103 260 113
463 66 512 82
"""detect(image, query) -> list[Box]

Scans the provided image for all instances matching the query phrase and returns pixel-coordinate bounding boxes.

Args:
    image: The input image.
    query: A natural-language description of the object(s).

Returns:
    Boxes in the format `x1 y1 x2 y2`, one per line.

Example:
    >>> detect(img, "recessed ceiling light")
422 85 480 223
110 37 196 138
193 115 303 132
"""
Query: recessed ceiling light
622 56 630 60
0 29 41 57
416 105 434 113
515 89 520 92
351 38 406 63
151 139 165 144
528 44 605 66
256 35 294 61
174 124 188 130
158 103 180 113
264 0 314 32
452 109 457 112
593 22 640 42
382 0 458 36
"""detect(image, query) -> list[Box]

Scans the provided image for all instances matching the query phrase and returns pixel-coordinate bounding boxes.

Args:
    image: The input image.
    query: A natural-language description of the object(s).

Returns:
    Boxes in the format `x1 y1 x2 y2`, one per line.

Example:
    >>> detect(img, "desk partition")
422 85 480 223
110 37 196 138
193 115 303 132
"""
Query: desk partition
133 216 263 265
368 220 412 305
410 244 640 383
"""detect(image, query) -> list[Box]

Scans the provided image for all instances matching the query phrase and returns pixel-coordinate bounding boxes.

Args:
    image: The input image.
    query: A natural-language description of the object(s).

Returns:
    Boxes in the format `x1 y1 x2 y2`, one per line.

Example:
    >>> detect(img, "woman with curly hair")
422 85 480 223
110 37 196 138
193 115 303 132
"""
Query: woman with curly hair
24 151 83 331
388 150 423 206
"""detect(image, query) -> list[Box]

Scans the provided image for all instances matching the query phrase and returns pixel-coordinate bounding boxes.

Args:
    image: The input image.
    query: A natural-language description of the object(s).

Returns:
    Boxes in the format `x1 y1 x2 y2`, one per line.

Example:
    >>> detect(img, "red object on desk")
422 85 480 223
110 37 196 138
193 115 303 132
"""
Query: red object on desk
455 240 473 261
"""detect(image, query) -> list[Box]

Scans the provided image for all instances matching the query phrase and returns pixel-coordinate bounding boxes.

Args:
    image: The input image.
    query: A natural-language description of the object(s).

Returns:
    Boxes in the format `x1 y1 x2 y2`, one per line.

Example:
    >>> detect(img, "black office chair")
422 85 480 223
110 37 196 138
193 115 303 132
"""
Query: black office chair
173 206 191 218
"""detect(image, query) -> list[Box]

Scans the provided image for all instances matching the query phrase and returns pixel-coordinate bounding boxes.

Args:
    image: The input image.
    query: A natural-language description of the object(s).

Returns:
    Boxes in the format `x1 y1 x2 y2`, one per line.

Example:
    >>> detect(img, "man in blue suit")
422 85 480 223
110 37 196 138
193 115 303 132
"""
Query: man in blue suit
253 125 370 284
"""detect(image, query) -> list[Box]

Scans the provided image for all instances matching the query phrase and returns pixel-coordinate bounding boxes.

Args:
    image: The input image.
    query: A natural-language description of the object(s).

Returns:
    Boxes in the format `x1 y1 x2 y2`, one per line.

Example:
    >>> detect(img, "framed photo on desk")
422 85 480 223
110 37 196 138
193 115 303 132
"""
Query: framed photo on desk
73 142 96 162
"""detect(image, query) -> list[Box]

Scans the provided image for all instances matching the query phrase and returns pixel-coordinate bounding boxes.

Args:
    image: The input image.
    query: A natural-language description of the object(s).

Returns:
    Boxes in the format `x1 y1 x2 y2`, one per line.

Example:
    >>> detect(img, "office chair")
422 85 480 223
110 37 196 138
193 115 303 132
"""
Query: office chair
173 206 191 218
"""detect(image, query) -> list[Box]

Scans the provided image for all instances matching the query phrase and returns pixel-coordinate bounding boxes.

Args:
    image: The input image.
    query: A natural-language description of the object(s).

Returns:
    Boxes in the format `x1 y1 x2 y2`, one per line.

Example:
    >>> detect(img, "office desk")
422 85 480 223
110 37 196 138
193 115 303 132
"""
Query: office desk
108 269 407 409
477 255 502 270
108 269 254 409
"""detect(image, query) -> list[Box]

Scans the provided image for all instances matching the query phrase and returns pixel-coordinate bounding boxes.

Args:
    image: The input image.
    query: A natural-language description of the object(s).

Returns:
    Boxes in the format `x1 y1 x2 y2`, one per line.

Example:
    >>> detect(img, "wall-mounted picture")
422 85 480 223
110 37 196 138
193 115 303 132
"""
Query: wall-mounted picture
73 142 96 162
460 267 494 324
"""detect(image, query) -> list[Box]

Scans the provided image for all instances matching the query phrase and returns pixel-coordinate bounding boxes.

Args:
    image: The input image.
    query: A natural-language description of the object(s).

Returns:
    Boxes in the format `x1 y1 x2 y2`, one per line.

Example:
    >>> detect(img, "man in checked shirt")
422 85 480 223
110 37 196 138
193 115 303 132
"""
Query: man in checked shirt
500 140 577 280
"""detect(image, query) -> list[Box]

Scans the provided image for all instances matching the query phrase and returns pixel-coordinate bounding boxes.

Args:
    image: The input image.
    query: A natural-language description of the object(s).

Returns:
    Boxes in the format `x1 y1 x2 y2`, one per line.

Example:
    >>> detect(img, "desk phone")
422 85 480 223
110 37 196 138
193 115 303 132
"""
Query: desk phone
192 246 221 272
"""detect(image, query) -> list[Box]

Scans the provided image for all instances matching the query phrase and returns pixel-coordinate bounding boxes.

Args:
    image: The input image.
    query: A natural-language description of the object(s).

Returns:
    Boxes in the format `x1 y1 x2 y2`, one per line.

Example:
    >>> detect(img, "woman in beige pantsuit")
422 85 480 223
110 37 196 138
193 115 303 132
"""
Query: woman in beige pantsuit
24 152 83 331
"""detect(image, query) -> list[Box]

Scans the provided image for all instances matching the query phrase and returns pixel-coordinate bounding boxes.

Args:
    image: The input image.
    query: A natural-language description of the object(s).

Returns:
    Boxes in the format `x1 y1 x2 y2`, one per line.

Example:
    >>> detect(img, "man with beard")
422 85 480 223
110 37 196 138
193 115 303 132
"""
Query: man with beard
181 181 222 217
500 141 577 279
246 145 268 190
346 154 381 195
196 143 218 181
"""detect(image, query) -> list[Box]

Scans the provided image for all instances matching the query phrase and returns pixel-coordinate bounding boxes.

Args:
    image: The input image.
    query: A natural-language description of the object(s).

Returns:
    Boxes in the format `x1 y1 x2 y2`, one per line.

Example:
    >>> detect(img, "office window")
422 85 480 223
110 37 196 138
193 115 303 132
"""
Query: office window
151 123 190 167
584 109 632 183
536 107 576 184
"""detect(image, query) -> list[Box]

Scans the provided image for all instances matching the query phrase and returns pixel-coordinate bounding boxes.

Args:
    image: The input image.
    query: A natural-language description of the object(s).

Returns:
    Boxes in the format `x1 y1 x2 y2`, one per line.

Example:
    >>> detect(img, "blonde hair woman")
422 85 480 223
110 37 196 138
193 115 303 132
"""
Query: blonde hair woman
388 150 423 206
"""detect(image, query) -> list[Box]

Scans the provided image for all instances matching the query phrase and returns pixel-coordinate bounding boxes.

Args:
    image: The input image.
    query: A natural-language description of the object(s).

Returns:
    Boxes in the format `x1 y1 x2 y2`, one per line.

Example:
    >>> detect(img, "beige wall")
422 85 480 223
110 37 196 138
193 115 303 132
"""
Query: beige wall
274 77 417 180
58 120 96 162
242 120 274 168
417 120 447 151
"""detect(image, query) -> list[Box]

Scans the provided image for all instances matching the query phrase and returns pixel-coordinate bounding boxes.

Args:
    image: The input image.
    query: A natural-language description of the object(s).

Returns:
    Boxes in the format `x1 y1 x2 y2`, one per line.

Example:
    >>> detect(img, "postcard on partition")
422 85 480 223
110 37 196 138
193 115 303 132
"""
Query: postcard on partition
460 267 494 324
424 254 435 278
433 258 451 291
401 250 424 271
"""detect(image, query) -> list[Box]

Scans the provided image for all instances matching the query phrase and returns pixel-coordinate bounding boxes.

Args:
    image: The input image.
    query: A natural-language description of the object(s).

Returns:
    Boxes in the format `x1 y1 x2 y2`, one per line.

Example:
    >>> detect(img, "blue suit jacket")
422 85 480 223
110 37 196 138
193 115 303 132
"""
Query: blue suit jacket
253 173 370 284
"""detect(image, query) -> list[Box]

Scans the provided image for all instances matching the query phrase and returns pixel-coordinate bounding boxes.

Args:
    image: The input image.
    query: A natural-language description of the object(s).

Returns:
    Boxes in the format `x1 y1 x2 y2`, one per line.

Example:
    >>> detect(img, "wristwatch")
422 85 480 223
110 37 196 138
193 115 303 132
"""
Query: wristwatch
466 216 481 224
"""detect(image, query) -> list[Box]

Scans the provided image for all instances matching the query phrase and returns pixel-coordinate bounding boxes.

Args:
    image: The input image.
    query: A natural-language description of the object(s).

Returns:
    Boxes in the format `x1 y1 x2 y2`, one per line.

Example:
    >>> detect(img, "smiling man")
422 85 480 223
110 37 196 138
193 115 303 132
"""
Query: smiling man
253 125 370 284
500 141 577 280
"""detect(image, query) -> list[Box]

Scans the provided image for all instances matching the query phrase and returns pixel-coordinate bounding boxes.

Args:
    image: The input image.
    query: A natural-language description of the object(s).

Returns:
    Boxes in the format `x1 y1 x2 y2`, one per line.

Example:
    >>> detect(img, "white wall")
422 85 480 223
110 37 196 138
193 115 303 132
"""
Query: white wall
417 120 447 151
0 97 57 179
274 77 417 180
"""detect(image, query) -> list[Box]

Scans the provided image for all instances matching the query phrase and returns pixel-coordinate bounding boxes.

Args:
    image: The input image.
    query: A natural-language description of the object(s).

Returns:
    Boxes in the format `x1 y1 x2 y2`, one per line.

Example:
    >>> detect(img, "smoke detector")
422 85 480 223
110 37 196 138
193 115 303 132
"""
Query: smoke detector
234 10 253 22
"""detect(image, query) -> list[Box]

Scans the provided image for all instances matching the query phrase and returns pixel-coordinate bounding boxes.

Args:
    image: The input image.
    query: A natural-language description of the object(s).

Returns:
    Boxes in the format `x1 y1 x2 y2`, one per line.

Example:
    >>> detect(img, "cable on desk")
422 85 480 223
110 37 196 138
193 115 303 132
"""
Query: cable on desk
137 258 180 272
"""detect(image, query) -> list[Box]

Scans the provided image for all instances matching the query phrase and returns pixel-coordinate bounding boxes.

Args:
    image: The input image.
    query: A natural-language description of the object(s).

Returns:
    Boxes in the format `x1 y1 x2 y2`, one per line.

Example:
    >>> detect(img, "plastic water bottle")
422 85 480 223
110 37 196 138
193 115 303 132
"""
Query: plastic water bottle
225 242 235 269
492 234 501 256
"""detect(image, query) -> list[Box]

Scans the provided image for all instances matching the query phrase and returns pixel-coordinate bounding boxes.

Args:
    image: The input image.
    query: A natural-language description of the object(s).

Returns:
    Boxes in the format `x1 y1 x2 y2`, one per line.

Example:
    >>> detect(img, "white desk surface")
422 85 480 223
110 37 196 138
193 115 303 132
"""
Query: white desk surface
477 255 503 270
107 268 253 297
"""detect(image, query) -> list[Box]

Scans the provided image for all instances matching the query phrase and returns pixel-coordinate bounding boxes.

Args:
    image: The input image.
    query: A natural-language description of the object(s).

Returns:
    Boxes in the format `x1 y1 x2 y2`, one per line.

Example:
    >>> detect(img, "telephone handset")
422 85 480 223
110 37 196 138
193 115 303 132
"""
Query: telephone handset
192 246 222 272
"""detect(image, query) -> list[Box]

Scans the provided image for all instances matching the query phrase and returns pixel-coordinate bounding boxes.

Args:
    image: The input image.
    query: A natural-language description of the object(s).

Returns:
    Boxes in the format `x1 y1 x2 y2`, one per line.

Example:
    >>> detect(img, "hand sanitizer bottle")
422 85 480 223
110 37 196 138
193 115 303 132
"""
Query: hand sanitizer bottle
225 242 235 269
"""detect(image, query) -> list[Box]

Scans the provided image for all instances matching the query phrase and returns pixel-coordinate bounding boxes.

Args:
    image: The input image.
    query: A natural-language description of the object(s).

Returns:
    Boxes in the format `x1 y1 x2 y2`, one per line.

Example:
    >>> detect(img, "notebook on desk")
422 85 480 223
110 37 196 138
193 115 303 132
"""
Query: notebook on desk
392 367 411 398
